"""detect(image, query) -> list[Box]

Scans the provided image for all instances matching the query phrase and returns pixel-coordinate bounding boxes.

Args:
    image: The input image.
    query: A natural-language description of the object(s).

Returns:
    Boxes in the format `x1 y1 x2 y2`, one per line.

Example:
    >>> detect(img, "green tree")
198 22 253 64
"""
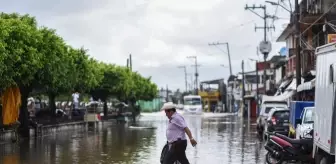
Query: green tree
90 64 131 116
0 13 44 137
0 12 158 135
33 27 74 115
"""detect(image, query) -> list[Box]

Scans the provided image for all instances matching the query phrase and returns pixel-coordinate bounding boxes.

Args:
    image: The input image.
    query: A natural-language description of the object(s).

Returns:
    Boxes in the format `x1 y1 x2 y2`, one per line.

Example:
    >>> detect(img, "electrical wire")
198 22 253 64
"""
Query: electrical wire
299 20 336 25
328 22 336 32
269 0 280 41
300 30 325 50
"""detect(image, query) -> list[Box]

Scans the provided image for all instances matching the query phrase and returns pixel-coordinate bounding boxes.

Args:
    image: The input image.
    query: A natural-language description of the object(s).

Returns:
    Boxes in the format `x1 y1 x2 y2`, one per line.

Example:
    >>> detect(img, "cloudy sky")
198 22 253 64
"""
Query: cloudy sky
1 0 292 90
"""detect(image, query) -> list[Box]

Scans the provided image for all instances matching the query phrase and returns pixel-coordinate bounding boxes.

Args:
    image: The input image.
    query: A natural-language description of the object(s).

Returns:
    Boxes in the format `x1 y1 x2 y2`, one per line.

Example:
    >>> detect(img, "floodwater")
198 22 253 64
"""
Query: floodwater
0 112 268 164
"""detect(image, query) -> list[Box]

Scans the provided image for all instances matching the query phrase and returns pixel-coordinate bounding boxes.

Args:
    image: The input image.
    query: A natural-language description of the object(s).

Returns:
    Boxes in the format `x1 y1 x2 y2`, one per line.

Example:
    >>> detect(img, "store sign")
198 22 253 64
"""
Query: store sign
328 34 336 43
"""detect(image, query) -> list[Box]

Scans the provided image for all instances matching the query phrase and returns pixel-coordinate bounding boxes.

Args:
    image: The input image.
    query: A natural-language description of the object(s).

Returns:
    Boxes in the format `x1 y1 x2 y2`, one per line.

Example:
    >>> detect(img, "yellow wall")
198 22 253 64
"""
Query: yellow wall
198 91 219 98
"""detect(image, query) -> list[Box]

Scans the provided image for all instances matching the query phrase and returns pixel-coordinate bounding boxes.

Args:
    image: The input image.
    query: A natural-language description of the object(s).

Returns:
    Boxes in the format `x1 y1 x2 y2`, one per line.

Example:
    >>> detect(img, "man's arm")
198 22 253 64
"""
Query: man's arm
171 115 197 146
184 127 197 147
184 127 194 140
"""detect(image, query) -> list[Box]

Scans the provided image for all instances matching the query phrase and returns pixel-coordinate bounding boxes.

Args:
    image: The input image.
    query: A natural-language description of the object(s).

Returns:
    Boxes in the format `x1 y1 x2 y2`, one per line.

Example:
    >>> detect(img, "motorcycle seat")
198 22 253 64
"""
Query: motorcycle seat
275 133 312 145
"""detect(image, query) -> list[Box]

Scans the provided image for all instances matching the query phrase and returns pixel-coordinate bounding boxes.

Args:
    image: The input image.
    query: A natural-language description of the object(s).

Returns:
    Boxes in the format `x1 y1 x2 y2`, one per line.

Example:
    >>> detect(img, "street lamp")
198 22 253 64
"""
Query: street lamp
265 0 292 13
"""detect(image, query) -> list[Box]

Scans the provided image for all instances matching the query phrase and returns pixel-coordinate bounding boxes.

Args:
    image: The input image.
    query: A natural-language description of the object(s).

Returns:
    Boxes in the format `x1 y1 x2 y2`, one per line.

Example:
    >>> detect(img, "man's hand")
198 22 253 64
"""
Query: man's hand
190 138 197 147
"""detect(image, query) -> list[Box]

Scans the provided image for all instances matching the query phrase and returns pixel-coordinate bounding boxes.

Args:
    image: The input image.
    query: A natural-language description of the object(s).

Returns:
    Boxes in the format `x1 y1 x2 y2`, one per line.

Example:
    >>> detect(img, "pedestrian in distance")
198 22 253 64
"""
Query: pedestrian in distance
161 103 197 164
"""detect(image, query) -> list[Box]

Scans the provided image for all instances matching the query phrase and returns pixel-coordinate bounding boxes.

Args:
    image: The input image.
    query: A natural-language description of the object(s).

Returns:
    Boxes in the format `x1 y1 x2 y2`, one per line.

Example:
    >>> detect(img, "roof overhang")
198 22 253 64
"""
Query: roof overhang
276 23 295 42
200 78 225 84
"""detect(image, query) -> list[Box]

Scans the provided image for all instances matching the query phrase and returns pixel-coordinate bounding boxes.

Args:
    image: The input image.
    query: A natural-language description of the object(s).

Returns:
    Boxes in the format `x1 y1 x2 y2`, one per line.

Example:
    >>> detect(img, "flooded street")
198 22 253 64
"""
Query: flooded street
0 113 267 164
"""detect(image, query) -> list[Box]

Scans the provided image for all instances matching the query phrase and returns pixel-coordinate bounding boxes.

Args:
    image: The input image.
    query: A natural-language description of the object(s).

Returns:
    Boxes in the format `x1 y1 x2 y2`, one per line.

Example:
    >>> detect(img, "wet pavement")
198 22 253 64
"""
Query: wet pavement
0 112 267 164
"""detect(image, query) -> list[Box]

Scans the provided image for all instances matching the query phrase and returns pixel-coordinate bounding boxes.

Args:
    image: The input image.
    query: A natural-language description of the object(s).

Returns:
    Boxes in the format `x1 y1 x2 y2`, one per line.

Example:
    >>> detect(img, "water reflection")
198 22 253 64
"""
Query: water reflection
0 113 267 164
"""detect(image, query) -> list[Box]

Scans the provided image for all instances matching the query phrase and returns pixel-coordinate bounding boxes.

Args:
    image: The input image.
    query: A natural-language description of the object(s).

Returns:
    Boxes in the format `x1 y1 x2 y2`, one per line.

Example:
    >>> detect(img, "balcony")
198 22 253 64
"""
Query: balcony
300 0 323 23
286 55 296 76
288 48 296 58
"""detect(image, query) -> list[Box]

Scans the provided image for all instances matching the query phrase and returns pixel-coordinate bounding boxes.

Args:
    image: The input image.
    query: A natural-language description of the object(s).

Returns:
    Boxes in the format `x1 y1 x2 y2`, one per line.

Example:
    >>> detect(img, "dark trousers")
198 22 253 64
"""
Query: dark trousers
163 140 190 164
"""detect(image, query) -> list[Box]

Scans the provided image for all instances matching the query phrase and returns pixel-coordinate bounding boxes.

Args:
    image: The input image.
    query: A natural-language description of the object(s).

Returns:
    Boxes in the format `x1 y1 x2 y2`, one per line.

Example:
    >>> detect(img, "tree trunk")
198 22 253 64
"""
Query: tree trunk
103 98 108 120
130 100 138 124
48 93 56 117
19 85 32 138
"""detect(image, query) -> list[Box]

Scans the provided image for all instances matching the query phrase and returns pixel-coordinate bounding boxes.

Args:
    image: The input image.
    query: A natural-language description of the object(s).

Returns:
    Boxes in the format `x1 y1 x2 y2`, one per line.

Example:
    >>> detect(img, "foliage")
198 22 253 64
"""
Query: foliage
90 64 158 100
0 13 43 89
0 12 158 132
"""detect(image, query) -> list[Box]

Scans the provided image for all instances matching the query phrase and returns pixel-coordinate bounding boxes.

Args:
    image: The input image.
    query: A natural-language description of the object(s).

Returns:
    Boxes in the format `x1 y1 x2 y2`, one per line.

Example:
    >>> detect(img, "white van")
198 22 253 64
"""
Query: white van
183 95 203 114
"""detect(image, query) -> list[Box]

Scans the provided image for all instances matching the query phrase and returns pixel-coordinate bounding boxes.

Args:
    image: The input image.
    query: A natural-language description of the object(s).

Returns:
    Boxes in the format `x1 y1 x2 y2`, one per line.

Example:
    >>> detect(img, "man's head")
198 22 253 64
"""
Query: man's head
161 103 176 119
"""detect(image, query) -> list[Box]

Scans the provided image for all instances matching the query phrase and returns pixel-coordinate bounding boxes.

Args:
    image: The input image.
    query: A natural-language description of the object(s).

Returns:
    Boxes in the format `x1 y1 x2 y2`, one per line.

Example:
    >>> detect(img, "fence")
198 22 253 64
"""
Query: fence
137 98 163 113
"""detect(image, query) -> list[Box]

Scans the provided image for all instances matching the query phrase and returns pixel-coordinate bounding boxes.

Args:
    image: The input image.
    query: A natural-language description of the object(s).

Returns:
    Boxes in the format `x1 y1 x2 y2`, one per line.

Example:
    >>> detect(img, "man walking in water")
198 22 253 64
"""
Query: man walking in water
162 103 197 164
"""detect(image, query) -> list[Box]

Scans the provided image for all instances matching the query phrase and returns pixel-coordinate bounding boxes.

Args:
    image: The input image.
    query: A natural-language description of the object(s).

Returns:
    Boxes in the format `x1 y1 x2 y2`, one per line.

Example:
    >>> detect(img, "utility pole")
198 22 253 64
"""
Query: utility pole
208 42 233 75
178 66 188 92
129 54 132 71
242 60 245 117
242 60 246 100
166 84 169 102
209 42 234 112
249 57 259 116
245 4 274 94
295 0 301 98
187 73 194 92
242 60 246 117
255 47 259 104
127 58 129 68
187 56 200 94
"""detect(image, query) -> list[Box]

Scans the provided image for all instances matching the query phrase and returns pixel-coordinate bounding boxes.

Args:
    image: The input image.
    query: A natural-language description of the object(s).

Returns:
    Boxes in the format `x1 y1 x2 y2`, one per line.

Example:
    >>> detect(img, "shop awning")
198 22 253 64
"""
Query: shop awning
297 78 316 92
274 79 291 96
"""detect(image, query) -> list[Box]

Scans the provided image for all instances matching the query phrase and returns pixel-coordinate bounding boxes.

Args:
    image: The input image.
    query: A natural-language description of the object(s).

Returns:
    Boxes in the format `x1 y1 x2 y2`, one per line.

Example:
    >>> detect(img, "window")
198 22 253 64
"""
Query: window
273 110 290 119
265 107 274 114
184 98 201 105
303 108 314 123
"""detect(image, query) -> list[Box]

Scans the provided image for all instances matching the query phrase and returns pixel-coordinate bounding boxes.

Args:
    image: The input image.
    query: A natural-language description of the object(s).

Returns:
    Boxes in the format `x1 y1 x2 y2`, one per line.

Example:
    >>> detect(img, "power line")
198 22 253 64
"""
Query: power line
245 3 275 94
187 56 200 94
177 66 188 92
208 42 233 76
244 4 275 42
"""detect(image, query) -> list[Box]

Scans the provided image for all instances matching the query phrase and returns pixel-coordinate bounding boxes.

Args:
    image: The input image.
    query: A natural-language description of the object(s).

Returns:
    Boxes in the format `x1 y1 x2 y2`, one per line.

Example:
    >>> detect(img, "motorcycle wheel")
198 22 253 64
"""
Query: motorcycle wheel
265 152 283 164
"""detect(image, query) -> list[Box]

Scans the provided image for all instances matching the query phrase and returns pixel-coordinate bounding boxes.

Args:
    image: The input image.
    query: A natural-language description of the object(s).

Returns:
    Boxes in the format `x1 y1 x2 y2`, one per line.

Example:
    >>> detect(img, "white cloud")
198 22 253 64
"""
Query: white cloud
0 0 289 90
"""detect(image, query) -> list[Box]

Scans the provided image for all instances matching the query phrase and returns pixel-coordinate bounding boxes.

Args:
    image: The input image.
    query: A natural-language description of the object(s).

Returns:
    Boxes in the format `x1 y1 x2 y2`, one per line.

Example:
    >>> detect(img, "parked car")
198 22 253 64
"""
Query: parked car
256 100 288 136
264 107 290 139
295 107 314 139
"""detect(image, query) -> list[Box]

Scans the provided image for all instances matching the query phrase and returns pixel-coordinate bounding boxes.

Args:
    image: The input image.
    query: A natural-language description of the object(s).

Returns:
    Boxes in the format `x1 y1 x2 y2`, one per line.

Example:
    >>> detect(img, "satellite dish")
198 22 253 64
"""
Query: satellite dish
279 47 288 56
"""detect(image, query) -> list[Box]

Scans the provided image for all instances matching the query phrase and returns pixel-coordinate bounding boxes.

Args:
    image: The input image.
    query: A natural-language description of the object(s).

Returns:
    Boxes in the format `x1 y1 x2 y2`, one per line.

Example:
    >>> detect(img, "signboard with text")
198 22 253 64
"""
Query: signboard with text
328 34 336 43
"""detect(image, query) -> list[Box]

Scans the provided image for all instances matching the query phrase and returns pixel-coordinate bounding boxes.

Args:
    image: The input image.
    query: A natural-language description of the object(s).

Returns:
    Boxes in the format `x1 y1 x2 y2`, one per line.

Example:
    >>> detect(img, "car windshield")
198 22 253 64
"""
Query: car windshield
184 98 201 105
273 110 290 119
265 107 274 114
265 106 286 114
303 108 314 123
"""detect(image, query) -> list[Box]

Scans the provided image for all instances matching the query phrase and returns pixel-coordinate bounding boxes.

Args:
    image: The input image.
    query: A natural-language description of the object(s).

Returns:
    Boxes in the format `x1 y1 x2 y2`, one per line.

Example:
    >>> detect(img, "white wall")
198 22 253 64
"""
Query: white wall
275 67 283 84
286 36 294 49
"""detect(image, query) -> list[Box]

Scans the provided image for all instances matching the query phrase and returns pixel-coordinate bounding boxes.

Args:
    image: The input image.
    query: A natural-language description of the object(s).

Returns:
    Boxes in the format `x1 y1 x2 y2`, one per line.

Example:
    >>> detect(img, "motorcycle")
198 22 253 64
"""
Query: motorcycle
264 130 314 164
